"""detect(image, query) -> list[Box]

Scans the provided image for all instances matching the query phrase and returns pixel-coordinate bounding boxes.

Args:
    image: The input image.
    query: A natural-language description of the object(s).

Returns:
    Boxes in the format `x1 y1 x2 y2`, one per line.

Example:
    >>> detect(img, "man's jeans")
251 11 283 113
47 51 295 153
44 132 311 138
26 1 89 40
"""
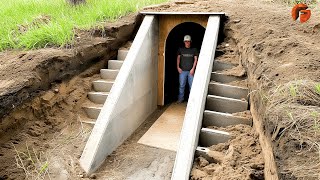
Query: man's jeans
178 71 194 102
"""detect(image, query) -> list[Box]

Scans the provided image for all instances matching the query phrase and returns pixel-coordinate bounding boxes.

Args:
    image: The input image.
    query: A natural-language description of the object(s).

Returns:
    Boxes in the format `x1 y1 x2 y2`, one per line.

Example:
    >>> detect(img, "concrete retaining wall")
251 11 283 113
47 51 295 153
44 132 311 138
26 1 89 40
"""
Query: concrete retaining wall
80 15 158 174
171 15 221 180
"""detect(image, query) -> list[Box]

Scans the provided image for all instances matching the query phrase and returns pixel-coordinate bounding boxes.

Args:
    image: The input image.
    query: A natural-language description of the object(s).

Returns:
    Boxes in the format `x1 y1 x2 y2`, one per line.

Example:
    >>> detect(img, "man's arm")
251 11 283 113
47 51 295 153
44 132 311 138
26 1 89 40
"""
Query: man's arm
177 55 182 73
190 55 198 76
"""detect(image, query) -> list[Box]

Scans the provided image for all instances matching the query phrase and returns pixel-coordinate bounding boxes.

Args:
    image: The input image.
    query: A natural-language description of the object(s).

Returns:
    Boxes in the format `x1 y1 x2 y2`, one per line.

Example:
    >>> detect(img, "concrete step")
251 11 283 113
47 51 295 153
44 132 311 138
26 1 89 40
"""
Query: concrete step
79 115 96 125
195 147 216 163
208 82 249 100
83 104 103 119
203 110 252 127
205 95 248 114
88 92 109 104
211 72 246 83
100 69 119 80
212 60 236 72
108 60 123 70
92 80 114 92
117 49 129 60
199 128 230 147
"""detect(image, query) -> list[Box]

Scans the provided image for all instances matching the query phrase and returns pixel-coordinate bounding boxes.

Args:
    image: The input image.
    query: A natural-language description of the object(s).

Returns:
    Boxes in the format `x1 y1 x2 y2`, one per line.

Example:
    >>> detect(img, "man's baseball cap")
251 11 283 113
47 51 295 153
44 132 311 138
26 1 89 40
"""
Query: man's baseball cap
183 35 191 42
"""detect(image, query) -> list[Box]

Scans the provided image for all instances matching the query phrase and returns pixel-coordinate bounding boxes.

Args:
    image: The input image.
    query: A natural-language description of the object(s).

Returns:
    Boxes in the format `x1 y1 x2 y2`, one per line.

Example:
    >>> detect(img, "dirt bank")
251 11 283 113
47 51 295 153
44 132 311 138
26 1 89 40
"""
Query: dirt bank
0 13 143 179
191 125 264 180
0 13 142 141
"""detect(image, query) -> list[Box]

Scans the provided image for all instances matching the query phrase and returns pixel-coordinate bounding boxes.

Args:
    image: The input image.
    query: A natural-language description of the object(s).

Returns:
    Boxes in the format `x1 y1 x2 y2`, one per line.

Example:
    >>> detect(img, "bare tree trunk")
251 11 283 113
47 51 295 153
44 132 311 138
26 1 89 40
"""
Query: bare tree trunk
67 0 86 6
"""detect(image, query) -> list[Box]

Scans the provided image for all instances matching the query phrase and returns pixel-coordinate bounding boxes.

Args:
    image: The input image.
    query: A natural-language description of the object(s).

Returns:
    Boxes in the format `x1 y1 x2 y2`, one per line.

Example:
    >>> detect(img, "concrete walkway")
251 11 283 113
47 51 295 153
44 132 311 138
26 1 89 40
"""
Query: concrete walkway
138 103 187 151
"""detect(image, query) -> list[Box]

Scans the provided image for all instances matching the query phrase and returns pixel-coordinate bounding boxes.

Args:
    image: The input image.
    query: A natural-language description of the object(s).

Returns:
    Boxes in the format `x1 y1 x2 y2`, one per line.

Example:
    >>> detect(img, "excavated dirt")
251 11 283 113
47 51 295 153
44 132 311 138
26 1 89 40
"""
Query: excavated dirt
191 125 264 180
1 0 320 179
0 13 143 179
0 13 142 137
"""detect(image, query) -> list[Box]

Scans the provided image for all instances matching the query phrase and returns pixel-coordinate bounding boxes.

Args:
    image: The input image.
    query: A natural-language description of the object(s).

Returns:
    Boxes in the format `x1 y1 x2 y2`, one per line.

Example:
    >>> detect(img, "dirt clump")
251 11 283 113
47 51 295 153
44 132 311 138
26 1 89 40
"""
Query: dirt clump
191 125 264 180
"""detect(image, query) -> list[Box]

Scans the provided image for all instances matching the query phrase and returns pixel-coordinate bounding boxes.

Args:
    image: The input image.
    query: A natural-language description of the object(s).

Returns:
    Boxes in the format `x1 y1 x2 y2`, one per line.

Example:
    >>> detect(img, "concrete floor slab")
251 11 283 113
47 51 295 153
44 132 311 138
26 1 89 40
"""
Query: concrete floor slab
138 103 187 151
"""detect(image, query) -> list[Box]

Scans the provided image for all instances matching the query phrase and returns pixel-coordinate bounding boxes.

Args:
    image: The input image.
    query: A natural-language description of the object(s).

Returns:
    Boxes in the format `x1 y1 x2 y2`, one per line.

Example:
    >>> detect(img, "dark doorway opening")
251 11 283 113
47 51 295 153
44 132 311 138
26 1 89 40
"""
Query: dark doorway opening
164 22 205 104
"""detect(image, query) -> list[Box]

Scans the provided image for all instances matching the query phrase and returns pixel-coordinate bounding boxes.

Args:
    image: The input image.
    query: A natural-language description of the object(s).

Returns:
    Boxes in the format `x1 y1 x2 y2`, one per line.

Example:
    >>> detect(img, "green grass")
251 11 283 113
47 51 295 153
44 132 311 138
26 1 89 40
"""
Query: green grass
315 83 320 94
0 0 168 51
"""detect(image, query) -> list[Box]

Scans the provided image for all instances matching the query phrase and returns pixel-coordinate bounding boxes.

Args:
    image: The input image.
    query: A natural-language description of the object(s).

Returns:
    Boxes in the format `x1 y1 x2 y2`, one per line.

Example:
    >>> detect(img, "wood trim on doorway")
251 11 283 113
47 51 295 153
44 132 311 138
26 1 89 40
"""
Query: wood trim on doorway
157 14 208 105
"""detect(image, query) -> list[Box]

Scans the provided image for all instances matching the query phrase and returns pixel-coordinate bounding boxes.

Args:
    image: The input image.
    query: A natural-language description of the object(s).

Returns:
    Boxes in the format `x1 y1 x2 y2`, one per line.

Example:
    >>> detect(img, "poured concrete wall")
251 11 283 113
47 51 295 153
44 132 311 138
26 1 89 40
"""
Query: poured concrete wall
171 15 221 180
80 15 158 174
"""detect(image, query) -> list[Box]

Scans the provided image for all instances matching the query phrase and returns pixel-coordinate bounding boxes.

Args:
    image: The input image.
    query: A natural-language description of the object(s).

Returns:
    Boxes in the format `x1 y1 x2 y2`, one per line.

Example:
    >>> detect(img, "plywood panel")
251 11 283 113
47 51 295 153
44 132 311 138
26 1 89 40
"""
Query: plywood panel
138 103 187 151
157 15 208 105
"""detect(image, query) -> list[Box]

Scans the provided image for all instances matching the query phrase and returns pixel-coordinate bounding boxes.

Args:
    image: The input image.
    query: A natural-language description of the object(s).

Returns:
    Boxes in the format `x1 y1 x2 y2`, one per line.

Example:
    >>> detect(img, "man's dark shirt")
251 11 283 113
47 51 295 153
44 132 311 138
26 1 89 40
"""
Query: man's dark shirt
177 47 199 71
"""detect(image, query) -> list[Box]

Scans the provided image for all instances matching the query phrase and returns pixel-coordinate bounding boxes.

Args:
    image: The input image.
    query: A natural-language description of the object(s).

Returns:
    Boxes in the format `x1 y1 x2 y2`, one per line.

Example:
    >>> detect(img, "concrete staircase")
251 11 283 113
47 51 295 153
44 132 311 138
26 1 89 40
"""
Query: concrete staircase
81 48 129 124
195 60 252 158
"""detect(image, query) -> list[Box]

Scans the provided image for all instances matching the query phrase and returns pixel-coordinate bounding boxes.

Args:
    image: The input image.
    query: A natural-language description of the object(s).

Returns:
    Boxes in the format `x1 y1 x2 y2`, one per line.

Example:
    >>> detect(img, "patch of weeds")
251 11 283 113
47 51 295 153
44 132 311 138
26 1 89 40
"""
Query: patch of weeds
315 83 320 95
311 111 320 131
289 83 298 97
13 143 50 179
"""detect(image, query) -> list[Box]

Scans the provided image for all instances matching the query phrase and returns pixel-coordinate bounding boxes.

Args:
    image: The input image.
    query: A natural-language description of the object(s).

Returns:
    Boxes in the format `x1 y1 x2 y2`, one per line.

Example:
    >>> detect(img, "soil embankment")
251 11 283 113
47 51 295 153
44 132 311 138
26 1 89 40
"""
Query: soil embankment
0 14 142 141
0 13 142 179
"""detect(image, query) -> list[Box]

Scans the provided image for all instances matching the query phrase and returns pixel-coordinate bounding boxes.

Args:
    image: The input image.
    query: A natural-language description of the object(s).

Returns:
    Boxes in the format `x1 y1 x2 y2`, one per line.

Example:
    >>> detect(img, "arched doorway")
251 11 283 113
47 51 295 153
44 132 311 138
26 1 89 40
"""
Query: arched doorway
164 22 205 104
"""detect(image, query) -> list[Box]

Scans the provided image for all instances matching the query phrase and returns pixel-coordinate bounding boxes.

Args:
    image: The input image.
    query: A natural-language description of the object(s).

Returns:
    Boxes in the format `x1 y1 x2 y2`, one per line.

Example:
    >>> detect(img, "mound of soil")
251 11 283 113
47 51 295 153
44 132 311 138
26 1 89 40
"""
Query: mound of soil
191 125 264 180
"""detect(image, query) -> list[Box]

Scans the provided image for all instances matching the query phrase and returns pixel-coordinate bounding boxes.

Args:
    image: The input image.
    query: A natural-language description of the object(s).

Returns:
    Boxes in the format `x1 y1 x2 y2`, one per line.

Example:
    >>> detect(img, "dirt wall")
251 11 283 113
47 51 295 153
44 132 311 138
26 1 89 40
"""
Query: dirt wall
0 13 143 140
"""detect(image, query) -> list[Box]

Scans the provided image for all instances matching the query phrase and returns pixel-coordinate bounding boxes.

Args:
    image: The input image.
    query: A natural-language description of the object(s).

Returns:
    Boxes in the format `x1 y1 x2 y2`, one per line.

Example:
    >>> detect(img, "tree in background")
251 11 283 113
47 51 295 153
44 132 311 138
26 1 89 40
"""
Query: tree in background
67 0 86 6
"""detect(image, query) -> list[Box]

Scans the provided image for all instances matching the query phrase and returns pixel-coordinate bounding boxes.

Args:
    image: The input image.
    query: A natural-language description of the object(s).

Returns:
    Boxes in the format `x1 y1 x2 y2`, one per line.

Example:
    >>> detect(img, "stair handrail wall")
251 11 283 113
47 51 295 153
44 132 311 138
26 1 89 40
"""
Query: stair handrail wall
80 15 158 174
171 15 221 180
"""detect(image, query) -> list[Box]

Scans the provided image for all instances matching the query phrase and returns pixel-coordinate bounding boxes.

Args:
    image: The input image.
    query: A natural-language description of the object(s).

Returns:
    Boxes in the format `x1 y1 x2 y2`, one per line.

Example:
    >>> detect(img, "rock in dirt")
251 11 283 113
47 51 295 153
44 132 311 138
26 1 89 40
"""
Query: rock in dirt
89 174 97 179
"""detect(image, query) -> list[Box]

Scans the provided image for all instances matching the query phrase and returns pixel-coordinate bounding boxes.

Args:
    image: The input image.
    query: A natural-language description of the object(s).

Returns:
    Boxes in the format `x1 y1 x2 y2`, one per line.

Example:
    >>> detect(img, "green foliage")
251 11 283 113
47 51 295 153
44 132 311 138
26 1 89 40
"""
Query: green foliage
289 83 298 97
0 0 168 51
315 83 320 95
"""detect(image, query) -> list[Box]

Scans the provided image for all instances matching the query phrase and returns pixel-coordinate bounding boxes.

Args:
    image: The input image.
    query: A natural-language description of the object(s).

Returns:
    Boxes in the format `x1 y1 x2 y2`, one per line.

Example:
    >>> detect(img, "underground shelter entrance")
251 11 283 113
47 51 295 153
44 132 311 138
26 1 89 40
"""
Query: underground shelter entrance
164 22 205 104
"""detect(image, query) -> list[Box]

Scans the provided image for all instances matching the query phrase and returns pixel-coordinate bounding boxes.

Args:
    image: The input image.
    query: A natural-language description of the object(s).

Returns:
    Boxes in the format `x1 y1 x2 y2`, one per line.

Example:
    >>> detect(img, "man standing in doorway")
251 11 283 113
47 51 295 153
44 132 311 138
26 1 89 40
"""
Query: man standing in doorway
177 35 199 103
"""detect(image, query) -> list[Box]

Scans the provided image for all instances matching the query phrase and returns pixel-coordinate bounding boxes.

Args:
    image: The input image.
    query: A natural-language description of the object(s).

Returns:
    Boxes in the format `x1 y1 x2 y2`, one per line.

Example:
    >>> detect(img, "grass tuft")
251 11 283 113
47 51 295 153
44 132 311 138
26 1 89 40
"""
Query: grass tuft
0 0 168 51
265 80 320 178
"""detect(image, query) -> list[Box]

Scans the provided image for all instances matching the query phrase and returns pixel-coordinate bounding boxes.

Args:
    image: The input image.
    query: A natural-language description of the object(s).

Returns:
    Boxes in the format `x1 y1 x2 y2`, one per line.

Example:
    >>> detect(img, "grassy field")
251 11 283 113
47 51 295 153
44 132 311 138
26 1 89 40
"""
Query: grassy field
0 0 168 51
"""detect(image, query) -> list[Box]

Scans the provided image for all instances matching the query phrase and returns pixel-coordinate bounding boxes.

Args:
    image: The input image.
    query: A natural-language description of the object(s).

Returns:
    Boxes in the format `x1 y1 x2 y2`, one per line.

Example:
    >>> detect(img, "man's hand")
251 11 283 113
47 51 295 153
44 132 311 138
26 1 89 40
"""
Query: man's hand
178 67 183 73
190 68 195 76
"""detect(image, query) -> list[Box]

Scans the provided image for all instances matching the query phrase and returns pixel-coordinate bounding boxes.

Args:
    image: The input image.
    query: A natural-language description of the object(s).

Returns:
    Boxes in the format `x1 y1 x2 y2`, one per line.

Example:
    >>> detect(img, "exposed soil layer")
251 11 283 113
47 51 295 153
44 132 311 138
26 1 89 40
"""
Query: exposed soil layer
0 13 142 140
0 13 143 179
191 125 264 180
